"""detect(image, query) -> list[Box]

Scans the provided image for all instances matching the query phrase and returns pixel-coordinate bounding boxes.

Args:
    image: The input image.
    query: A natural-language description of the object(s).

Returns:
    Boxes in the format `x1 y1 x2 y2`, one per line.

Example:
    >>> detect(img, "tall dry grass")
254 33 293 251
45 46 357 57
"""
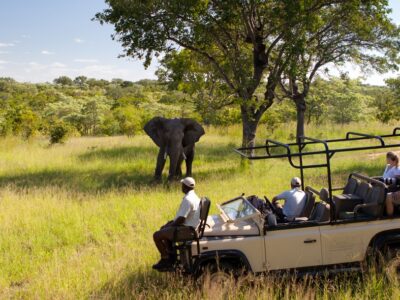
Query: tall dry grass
0 121 398 299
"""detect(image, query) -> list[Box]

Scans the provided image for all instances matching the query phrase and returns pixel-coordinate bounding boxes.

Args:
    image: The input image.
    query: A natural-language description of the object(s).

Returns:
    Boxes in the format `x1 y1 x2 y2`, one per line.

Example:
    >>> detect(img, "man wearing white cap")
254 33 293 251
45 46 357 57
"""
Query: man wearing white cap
152 177 201 271
272 177 306 221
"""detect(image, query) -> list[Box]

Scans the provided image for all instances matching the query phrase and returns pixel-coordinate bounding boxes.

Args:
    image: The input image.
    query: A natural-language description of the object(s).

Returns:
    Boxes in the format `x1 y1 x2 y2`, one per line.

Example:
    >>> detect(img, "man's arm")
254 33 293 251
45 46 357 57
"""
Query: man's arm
272 191 288 204
172 216 186 226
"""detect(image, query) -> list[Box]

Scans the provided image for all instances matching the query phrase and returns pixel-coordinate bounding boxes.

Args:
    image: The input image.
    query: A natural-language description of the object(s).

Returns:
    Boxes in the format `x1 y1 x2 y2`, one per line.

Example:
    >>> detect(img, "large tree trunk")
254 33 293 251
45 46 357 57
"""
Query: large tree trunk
294 95 306 141
241 105 260 156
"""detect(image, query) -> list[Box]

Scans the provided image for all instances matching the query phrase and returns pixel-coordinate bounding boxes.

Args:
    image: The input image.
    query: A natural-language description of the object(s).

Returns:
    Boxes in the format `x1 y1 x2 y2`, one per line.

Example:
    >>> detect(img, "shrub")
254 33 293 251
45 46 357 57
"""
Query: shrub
49 123 69 144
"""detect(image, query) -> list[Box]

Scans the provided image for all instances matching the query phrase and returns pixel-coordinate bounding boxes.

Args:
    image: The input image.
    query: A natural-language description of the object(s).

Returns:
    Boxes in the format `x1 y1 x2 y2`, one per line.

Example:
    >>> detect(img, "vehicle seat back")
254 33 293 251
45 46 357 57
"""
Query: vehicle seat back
298 191 315 218
320 188 329 202
310 202 330 222
173 197 210 241
363 185 385 217
355 182 371 199
197 197 211 239
343 177 359 194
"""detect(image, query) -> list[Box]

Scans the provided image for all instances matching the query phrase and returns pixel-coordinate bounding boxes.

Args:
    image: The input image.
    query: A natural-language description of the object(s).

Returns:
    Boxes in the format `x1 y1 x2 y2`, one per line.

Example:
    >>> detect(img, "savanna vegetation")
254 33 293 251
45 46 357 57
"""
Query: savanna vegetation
0 122 399 299
1 74 400 143
0 121 400 299
1 0 400 298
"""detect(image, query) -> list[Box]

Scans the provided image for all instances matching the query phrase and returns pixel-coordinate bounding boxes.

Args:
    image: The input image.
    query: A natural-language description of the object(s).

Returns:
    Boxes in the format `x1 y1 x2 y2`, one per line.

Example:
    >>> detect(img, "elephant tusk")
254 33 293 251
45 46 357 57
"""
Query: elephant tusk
164 151 168 160
182 152 187 160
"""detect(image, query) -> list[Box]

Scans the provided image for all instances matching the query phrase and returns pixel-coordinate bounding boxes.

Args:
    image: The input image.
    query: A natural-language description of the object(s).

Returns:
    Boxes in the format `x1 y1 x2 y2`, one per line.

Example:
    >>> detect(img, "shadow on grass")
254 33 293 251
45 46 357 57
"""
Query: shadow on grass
0 169 153 192
78 144 237 163
0 143 239 192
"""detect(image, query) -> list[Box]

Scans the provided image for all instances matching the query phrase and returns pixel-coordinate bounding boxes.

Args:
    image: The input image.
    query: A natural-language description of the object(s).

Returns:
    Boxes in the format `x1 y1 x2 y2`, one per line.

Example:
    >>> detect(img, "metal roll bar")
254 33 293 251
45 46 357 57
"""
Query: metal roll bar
234 127 400 222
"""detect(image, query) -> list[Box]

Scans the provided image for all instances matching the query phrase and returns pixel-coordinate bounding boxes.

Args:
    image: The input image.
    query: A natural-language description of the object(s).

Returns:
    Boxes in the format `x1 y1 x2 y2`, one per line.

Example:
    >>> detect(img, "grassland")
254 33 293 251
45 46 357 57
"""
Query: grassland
0 121 399 299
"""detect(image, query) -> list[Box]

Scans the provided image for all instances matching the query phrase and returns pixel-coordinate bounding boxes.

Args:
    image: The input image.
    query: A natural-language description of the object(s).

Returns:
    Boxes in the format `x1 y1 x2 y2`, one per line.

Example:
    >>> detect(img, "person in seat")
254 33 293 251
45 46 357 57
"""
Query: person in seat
383 152 400 217
152 177 201 271
272 177 306 221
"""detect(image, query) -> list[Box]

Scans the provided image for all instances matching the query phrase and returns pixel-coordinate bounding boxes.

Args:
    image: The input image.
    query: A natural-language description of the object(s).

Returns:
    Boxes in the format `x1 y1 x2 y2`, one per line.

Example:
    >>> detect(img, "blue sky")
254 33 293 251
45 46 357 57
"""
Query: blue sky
0 0 399 84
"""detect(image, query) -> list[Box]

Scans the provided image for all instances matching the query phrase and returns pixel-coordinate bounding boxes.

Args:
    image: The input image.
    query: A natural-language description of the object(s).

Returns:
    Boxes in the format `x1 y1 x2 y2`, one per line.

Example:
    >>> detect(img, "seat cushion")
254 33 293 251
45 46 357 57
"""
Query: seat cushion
333 194 363 218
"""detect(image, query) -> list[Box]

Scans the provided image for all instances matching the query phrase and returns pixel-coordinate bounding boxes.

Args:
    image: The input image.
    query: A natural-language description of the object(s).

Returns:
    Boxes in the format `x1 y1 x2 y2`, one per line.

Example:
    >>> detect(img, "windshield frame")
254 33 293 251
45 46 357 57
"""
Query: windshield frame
217 196 261 222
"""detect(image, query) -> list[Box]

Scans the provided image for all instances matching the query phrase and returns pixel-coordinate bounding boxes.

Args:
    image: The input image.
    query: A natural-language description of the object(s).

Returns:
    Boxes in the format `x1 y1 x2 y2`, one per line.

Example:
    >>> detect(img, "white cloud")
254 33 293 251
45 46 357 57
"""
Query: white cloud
51 62 67 68
0 60 8 64
74 58 98 63
74 38 84 43
21 34 31 39
41 50 55 55
0 50 10 54
0 43 15 48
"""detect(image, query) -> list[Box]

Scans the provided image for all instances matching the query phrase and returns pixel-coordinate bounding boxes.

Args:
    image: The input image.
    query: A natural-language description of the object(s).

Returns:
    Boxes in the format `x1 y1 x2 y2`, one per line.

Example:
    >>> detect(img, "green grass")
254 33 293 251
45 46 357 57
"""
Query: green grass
0 121 399 299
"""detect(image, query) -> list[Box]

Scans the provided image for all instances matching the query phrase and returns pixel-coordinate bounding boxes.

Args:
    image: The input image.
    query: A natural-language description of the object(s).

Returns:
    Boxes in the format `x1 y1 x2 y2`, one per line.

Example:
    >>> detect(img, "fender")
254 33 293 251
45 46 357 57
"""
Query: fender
369 229 400 254
192 249 252 276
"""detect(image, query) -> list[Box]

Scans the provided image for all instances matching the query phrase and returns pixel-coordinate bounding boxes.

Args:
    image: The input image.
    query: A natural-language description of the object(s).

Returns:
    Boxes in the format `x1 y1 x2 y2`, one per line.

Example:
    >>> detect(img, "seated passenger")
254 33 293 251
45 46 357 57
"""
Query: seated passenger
272 177 306 221
152 177 201 271
383 152 400 217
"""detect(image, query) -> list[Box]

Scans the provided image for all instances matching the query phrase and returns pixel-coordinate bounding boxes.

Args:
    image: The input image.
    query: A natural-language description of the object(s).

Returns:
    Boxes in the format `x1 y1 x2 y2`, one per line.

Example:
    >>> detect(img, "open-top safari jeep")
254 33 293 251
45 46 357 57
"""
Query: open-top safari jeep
170 127 400 282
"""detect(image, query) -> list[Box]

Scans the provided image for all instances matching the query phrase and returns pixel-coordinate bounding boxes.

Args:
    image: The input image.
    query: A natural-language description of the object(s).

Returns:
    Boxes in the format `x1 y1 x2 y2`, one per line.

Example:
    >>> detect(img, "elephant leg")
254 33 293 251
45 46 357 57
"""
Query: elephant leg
175 155 183 178
154 148 166 180
185 148 195 177
168 152 180 181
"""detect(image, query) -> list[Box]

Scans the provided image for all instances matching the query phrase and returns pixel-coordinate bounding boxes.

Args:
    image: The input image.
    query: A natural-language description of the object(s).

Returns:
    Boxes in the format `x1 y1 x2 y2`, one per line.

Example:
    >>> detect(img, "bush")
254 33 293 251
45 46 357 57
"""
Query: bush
49 123 69 144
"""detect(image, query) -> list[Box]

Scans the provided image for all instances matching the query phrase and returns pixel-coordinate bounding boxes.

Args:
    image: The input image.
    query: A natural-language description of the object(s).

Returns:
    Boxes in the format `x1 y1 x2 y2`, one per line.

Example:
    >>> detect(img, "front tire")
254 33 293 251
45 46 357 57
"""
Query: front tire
385 248 400 284
200 262 236 289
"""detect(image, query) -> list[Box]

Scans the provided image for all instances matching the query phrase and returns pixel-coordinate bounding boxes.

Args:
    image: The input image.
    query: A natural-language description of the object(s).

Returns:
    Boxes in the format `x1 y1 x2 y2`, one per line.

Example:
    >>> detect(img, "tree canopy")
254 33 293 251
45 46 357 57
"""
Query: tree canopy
96 0 400 147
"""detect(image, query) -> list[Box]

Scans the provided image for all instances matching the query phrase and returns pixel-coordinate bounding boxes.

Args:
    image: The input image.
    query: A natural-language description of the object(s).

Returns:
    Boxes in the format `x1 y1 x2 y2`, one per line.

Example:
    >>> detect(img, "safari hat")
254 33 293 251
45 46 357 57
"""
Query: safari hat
291 177 301 187
181 177 196 188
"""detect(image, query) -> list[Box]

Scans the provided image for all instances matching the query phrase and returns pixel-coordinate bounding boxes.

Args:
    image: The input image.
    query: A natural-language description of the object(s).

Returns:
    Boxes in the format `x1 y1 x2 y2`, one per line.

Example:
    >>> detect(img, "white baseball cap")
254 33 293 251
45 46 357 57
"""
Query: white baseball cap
181 177 196 188
291 177 301 187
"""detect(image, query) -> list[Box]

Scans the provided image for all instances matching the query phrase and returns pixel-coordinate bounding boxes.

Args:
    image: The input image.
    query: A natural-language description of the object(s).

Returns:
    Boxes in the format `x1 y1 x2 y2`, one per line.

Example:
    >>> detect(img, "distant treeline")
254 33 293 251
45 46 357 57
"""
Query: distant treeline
0 75 398 139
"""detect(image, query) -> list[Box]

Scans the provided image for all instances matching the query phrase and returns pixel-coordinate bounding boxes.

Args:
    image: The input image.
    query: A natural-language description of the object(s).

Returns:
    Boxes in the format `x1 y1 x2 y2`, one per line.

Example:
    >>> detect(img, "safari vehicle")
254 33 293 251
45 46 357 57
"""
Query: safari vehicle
171 127 400 280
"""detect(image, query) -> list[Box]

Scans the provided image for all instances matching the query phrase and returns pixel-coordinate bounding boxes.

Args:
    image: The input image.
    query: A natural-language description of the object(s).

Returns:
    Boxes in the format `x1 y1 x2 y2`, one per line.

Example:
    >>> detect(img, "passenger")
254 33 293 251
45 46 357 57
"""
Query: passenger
152 177 201 271
383 152 400 217
272 177 306 221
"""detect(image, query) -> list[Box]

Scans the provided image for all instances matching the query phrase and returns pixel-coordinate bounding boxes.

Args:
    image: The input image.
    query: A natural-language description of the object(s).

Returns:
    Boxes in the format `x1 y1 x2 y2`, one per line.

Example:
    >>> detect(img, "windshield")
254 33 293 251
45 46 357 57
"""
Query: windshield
220 198 258 221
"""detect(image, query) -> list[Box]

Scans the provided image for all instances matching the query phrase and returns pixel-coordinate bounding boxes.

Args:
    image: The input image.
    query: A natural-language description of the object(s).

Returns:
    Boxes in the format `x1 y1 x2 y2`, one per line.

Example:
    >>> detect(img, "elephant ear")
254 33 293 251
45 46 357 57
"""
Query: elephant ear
144 117 164 147
181 119 205 146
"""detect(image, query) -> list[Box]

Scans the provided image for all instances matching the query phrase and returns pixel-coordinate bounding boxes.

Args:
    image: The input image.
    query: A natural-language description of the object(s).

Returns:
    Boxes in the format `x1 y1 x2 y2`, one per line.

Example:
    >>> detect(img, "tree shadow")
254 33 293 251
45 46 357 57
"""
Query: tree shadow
0 168 154 193
78 143 238 163
78 145 158 162
0 144 239 193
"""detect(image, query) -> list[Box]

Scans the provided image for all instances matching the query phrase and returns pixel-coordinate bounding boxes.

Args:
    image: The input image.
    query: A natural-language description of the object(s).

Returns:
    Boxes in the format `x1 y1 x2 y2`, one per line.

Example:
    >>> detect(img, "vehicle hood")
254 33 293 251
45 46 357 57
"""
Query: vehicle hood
203 214 260 236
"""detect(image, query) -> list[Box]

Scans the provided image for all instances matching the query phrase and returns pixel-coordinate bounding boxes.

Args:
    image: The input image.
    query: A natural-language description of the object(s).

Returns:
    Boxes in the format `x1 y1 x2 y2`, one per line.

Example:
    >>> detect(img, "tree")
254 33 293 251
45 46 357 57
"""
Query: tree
97 1 400 147
373 77 400 123
277 1 399 139
73 76 88 88
53 76 74 86
96 0 349 148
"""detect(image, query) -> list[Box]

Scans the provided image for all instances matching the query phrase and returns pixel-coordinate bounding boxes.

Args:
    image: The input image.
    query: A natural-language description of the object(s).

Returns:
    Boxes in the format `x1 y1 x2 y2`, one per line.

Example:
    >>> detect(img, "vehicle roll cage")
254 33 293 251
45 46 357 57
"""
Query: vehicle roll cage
235 127 400 220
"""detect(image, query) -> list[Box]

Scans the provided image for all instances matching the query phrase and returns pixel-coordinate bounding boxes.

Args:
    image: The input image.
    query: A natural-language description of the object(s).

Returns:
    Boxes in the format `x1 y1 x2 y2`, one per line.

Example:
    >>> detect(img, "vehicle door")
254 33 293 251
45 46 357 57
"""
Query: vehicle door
319 222 372 265
264 225 322 270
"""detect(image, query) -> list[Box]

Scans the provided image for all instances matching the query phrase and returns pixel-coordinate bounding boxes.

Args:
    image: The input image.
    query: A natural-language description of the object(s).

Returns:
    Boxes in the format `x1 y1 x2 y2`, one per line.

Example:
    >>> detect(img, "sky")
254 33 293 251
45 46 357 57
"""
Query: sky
0 0 399 85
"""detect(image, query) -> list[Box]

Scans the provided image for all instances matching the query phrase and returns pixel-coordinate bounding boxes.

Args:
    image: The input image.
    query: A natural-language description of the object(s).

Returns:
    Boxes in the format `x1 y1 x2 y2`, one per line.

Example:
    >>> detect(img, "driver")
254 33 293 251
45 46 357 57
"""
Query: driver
152 177 201 271
272 177 306 221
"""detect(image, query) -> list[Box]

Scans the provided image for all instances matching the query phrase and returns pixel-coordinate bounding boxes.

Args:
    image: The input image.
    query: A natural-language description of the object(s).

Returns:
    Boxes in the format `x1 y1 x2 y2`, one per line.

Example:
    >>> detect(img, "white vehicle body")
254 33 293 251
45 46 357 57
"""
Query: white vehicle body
179 188 400 276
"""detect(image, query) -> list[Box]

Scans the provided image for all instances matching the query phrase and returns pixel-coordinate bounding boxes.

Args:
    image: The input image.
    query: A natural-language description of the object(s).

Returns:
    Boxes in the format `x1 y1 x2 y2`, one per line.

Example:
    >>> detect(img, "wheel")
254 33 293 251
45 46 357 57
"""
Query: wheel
200 262 236 289
385 248 400 284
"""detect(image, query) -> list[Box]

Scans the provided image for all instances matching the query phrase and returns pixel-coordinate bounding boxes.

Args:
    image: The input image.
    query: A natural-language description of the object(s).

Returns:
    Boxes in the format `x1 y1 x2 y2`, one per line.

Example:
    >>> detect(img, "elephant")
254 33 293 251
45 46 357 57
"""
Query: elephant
144 117 205 181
